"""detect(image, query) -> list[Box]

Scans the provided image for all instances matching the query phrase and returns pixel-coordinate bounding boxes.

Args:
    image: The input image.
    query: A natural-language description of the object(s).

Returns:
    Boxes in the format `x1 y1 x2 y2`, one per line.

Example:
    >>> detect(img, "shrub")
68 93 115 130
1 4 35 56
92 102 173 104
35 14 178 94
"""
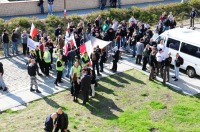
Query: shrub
1 0 200 37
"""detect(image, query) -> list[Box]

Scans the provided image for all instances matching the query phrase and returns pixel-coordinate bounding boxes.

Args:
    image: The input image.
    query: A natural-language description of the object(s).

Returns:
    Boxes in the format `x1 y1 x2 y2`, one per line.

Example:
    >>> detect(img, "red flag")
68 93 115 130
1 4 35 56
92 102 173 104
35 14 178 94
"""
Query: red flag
30 23 38 39
79 43 86 54
64 43 69 55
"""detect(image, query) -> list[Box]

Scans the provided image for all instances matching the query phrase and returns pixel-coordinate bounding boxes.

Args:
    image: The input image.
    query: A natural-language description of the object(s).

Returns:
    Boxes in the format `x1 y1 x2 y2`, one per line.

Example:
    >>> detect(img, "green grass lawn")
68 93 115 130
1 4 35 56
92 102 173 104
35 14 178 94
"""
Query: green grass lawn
0 69 200 132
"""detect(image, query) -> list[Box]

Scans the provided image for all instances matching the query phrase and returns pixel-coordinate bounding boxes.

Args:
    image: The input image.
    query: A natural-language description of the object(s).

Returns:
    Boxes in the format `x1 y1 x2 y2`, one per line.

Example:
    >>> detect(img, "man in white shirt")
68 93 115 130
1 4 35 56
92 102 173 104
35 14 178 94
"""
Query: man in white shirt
128 16 137 25
156 49 165 77
112 19 118 31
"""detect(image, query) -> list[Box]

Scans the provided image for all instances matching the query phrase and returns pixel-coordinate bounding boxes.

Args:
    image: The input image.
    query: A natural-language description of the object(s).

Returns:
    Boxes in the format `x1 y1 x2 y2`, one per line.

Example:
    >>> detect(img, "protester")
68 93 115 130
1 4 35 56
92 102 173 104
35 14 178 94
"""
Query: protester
46 39 54 65
156 49 165 78
190 8 197 28
100 48 107 72
54 54 64 86
81 52 90 67
163 52 172 84
90 68 96 97
148 50 157 81
27 59 41 93
43 47 51 76
100 0 107 10
44 113 57 132
54 108 69 132
136 38 144 65
21 31 28 56
2 29 10 57
142 44 150 71
91 48 101 76
58 35 64 54
172 53 183 81
11 29 19 55
72 72 81 101
118 0 121 8
66 46 76 78
70 62 82 95
48 0 54 15
39 0 44 14
81 69 91 105
111 46 120 72
0 62 7 91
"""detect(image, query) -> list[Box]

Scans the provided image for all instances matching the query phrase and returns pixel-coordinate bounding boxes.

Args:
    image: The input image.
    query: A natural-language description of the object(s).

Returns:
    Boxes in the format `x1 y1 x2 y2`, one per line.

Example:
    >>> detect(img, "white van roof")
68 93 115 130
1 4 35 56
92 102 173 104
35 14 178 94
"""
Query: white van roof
161 28 200 47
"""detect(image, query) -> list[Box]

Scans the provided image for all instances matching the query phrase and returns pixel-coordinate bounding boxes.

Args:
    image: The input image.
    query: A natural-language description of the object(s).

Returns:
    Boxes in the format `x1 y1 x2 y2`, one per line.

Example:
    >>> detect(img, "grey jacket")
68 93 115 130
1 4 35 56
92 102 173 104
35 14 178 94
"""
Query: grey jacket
136 42 144 55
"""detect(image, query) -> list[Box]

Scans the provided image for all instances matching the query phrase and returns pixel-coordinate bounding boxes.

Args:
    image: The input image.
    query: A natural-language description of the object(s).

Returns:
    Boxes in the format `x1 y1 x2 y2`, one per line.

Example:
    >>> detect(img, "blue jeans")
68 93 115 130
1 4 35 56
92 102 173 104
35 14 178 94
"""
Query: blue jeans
118 0 121 8
132 45 136 57
40 4 44 14
110 0 113 7
175 66 179 79
12 42 18 54
48 4 53 14
66 60 72 77
121 37 126 48
116 41 121 49
3 43 10 57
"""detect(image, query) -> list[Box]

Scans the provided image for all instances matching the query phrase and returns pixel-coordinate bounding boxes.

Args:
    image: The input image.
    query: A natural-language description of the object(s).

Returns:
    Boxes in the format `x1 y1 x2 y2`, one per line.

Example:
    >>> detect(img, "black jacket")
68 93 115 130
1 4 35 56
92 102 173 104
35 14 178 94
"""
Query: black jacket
2 33 9 43
55 113 68 129
164 56 172 67
0 62 4 75
175 56 182 67
12 33 18 42
81 75 91 91
44 114 53 131
27 64 37 76
149 53 157 68
54 28 62 37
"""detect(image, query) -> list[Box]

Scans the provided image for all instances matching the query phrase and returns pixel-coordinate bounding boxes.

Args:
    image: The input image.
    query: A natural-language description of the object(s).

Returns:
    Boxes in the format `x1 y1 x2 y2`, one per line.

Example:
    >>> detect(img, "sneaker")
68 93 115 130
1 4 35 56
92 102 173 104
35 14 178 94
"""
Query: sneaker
36 89 41 93
97 73 102 76
172 76 176 79
30 88 35 92
3 87 7 91
174 79 178 81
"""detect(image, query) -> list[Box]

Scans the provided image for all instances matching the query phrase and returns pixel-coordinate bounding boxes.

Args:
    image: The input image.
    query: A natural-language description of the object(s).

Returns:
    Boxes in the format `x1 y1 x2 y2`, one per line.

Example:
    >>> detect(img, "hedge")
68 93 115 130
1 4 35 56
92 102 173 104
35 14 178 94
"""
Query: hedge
0 0 199 40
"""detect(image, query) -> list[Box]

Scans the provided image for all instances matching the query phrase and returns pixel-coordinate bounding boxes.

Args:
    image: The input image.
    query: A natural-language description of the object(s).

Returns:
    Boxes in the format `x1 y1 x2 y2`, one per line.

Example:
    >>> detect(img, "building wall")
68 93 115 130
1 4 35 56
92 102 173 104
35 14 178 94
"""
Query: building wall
0 0 163 17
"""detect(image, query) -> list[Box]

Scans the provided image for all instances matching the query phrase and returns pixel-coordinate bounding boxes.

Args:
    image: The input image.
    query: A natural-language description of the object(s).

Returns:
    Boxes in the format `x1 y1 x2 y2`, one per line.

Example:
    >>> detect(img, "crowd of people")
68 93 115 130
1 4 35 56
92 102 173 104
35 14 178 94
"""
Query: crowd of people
0 6 197 131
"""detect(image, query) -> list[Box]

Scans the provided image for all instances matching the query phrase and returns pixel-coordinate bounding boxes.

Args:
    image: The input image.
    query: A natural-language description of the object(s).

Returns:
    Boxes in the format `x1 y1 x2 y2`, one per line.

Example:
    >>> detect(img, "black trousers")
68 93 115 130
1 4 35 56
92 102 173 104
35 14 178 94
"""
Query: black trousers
74 84 80 100
22 43 28 55
100 60 104 71
142 57 148 70
190 17 195 27
39 60 45 73
54 127 65 132
136 55 142 64
112 60 117 72
82 90 89 104
44 62 50 76
92 61 100 74
55 71 62 84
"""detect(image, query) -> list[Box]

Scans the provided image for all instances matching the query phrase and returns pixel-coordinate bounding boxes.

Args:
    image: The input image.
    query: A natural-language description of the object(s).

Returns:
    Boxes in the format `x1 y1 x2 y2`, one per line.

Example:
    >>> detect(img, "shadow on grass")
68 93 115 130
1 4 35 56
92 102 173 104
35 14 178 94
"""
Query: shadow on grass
121 72 146 85
83 93 123 120
96 83 117 96
100 77 124 88
43 97 68 111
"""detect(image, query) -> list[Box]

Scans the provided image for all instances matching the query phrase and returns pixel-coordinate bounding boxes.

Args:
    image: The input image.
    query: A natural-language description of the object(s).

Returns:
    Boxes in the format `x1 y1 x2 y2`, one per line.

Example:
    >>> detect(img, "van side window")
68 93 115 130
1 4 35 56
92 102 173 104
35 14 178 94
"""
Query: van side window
166 38 180 51
180 42 200 58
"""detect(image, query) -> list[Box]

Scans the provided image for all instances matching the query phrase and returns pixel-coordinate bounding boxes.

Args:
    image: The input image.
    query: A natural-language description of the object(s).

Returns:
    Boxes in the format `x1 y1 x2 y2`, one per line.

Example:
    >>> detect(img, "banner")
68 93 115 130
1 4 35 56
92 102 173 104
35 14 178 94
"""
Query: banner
90 36 112 49
27 38 39 50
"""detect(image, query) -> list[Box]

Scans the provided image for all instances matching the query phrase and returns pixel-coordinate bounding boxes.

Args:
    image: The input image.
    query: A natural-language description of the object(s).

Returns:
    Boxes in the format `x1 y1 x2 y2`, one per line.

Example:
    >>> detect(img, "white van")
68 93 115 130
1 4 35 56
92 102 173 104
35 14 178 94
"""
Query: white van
156 28 200 78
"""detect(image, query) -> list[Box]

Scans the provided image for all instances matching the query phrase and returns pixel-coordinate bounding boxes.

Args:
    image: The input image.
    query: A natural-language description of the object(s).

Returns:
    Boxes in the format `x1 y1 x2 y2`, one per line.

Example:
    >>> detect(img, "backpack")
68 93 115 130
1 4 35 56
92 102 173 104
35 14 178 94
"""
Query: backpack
92 53 97 61
179 56 184 65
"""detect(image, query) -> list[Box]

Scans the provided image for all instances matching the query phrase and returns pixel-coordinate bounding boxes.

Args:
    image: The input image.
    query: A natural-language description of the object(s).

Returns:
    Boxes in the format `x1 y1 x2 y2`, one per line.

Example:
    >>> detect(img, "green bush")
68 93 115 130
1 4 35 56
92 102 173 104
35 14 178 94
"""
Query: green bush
1 0 200 37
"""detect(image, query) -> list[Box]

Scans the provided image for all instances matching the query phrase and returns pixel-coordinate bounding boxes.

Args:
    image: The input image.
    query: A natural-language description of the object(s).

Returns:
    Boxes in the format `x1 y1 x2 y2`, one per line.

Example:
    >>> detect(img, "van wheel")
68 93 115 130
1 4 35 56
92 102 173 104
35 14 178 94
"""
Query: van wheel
186 67 196 78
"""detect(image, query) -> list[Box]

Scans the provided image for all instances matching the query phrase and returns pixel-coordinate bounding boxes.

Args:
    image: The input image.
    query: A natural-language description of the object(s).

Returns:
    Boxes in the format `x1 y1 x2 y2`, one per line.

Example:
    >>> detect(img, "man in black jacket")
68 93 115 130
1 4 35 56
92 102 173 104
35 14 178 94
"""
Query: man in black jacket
91 48 101 76
55 25 62 44
44 113 57 132
27 59 41 93
172 53 182 81
0 62 7 91
190 8 197 28
54 108 69 132
11 29 18 55
2 29 10 57
111 46 120 72
81 70 91 105
163 52 172 84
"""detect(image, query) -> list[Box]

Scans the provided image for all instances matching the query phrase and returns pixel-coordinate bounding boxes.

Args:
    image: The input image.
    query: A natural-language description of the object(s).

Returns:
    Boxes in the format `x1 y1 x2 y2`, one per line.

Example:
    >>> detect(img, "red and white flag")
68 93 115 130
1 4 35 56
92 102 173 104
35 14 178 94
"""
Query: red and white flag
65 23 70 38
70 34 77 48
30 23 38 39
79 40 93 56
90 36 111 49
